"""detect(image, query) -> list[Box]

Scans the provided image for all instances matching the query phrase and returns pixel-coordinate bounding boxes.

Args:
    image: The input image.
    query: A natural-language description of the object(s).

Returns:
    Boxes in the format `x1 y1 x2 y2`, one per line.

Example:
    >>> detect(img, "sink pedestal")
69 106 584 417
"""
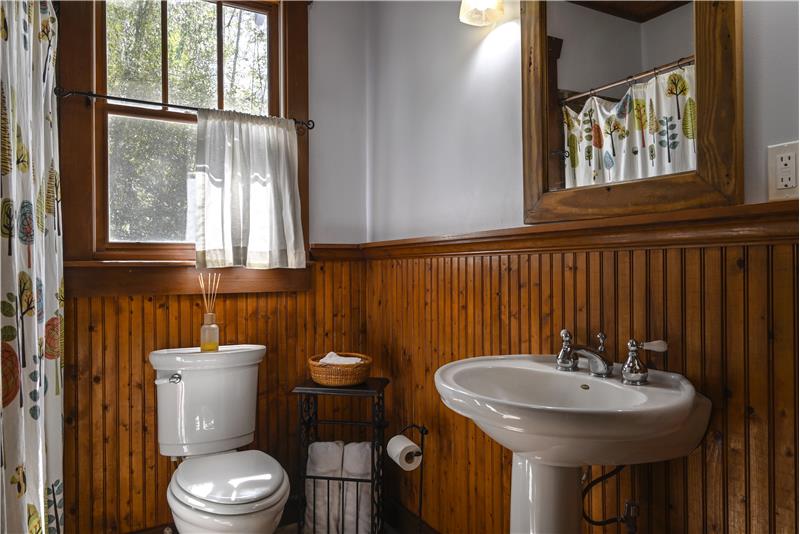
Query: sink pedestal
510 453 582 534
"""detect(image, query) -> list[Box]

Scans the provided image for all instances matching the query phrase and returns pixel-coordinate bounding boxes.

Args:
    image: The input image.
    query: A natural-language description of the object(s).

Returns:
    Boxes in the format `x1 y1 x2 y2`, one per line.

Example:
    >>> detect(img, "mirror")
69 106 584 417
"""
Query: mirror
521 1 742 224
548 1 695 191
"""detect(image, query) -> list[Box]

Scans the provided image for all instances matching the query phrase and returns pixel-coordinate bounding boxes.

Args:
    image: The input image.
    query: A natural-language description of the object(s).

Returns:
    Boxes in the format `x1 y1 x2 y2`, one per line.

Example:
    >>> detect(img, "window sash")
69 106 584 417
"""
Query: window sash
95 0 279 258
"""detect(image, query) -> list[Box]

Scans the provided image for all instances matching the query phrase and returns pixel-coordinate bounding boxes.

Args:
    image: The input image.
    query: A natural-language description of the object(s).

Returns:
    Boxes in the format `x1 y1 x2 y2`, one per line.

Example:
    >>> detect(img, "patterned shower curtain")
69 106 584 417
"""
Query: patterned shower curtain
0 2 64 534
562 65 696 188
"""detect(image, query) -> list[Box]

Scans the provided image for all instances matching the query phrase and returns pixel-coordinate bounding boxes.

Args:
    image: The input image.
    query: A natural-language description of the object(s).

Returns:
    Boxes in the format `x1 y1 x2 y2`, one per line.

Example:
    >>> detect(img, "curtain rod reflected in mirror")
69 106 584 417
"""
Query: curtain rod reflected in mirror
561 55 695 104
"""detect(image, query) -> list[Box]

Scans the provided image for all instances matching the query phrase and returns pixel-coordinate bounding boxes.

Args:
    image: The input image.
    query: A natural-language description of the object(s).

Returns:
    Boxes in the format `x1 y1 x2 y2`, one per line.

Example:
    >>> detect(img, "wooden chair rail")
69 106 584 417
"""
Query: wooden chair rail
310 201 798 260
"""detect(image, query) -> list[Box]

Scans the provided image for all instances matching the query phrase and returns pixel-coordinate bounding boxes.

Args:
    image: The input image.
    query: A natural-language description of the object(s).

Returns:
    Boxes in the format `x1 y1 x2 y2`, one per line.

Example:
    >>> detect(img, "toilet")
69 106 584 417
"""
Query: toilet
149 344 289 533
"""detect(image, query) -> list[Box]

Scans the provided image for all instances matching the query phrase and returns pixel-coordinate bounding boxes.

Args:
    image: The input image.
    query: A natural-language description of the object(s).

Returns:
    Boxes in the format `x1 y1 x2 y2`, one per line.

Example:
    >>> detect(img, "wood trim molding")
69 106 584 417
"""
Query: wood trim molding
283 1 311 248
64 263 310 297
310 201 798 259
309 244 365 261
521 1 744 223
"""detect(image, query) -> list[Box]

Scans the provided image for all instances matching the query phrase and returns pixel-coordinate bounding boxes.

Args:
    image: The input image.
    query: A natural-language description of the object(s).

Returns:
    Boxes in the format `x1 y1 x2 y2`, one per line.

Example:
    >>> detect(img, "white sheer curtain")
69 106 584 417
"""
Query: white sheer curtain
194 110 306 269
562 65 696 188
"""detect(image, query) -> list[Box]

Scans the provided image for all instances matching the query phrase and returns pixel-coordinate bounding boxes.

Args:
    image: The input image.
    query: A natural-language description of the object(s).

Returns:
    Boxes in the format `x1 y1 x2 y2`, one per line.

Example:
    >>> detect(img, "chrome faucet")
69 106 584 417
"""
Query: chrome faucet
556 329 613 377
621 338 668 385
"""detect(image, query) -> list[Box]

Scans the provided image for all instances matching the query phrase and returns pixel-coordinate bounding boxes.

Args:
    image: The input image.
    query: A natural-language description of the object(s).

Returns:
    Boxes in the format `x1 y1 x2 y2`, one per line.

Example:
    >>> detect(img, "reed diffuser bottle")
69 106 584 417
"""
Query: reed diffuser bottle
199 273 221 352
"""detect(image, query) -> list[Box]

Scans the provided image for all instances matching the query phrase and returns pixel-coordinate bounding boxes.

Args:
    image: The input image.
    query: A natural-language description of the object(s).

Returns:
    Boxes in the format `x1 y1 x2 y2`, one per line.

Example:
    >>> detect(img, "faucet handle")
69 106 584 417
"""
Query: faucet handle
627 339 668 352
622 339 668 385
640 340 667 352
556 329 578 372
560 329 573 344
595 332 607 353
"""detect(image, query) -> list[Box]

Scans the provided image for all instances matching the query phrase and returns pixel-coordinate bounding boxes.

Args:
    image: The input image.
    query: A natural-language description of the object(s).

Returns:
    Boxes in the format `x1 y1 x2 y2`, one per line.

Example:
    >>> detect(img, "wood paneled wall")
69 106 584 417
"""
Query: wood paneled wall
63 260 367 533
366 244 798 534
64 203 797 534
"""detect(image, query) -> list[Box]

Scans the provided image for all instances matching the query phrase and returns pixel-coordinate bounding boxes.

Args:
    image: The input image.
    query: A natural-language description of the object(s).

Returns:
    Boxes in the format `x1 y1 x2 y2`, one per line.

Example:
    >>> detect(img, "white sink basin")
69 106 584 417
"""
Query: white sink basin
435 354 711 533
435 354 710 466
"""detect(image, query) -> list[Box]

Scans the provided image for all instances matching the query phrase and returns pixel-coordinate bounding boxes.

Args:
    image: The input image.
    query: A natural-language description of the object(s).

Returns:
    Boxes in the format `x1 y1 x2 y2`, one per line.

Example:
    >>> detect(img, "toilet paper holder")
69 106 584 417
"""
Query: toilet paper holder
396 423 428 532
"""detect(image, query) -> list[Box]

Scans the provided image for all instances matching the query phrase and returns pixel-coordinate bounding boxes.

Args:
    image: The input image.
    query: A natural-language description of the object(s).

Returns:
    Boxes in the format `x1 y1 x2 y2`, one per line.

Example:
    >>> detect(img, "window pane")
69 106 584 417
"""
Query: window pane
108 115 196 243
106 0 162 102
168 0 218 109
223 5 270 115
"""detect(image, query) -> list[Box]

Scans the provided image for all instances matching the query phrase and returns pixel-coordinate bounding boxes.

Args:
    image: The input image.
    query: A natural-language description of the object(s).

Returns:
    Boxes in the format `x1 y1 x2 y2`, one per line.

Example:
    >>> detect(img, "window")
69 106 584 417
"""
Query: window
98 0 278 257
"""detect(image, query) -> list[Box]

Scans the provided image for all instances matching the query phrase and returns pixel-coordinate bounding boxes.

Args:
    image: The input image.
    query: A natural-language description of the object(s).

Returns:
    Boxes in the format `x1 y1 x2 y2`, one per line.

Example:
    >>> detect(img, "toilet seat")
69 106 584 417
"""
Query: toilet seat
170 450 289 516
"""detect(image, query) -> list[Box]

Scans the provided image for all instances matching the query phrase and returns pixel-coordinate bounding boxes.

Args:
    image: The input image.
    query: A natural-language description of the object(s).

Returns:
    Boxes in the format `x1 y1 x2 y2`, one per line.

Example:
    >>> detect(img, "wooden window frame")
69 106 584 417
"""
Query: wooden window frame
94 0 280 261
58 0 311 295
521 1 743 224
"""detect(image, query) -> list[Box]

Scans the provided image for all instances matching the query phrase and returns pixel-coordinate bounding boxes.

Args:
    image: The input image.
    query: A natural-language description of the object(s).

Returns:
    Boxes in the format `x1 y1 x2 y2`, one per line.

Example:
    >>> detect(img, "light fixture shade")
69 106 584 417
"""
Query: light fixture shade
459 0 504 27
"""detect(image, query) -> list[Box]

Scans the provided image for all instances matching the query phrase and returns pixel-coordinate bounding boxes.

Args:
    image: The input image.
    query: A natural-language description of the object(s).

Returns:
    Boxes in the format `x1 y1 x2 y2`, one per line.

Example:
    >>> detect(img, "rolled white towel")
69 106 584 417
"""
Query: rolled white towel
320 351 362 365
342 442 373 534
305 441 344 534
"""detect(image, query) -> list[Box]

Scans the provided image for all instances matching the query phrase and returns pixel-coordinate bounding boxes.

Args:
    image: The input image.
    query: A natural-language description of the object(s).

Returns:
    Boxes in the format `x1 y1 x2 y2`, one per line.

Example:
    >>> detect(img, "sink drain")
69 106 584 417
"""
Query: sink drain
580 384 590 390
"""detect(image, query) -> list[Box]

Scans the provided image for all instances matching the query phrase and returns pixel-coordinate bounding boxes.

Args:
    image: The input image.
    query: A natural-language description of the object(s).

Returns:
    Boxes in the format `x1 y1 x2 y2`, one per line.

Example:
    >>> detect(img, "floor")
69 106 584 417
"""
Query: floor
276 524 402 534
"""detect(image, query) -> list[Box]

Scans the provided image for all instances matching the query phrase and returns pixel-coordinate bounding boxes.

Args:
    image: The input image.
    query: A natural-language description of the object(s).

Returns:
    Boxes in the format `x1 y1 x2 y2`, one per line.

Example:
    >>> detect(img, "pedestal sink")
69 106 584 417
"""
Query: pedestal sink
434 355 711 534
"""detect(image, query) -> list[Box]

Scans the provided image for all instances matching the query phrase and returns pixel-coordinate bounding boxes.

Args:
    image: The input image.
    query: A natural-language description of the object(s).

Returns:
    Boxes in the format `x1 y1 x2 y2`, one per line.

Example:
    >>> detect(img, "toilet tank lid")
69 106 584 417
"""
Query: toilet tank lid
176 450 284 505
149 344 266 370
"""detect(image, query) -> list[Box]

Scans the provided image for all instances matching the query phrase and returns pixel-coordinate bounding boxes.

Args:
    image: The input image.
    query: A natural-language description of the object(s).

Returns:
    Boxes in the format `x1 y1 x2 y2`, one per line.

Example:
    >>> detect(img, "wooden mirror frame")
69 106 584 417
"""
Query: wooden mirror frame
521 1 743 224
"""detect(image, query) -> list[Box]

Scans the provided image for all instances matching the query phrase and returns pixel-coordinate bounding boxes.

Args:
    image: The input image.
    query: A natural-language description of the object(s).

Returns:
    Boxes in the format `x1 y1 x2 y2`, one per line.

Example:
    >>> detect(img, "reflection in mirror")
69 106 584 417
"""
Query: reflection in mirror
546 1 695 191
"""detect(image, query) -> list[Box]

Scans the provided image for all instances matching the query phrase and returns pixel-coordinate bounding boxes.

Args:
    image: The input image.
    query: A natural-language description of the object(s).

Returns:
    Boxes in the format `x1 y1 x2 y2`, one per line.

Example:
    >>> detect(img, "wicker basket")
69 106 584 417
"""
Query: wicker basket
308 352 372 387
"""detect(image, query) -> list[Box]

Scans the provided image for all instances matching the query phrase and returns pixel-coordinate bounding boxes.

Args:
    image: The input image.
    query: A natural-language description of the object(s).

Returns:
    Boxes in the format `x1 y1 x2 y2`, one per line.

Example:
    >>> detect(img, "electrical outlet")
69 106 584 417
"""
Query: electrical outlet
768 141 799 201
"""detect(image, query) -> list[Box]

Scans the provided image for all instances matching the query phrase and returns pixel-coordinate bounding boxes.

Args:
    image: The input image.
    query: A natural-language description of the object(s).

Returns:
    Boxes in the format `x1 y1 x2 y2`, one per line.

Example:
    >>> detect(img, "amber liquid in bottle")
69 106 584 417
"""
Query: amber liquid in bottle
200 312 219 352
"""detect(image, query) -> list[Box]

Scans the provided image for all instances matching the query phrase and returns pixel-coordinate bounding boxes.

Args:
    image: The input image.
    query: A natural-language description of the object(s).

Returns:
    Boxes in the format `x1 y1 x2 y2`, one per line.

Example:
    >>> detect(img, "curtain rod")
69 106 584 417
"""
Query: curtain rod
53 87 315 132
561 55 695 104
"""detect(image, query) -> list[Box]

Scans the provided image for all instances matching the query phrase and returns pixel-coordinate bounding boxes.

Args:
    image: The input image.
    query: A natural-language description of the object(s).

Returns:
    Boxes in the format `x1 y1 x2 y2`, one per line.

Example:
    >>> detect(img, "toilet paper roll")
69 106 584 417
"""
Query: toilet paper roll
387 434 422 471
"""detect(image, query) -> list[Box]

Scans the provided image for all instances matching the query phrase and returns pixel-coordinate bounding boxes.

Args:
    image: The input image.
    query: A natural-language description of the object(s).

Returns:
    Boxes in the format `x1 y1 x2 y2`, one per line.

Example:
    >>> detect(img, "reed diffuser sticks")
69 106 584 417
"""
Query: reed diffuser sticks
199 273 221 314
198 273 221 352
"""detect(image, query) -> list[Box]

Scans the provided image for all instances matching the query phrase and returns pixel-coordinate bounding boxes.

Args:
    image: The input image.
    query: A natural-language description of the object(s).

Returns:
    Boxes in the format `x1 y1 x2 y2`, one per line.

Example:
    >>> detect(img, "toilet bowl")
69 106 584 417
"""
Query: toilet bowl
166 450 290 534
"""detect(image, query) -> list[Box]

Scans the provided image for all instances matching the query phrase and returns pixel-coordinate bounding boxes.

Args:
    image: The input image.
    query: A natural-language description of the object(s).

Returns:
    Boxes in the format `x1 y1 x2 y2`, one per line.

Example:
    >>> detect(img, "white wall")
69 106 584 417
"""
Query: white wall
640 3 694 68
367 1 523 241
547 2 641 99
743 0 799 203
308 1 369 243
308 1 799 243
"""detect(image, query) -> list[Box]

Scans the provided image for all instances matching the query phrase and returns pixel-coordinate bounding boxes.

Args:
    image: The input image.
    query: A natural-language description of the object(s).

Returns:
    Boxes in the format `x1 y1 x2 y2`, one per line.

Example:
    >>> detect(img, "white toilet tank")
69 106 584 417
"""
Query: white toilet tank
149 344 266 457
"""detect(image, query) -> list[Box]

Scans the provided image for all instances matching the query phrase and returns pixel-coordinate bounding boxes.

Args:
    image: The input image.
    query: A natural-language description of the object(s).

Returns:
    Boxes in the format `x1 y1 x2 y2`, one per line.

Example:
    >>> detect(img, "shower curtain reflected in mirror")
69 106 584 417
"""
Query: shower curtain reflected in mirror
562 65 696 189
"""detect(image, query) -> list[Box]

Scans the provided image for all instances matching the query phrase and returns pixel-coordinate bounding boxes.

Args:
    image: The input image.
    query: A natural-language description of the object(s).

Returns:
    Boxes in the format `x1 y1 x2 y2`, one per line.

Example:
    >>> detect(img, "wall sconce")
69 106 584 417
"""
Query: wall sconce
459 0 504 27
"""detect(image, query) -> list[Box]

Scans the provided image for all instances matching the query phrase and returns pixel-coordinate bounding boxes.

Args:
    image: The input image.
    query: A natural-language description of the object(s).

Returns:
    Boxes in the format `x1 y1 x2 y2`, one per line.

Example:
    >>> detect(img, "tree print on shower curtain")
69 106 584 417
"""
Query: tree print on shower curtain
603 117 628 158
633 99 647 148
0 2 64 533
648 99 659 167
18 200 33 268
1 84 10 196
567 133 578 184
45 161 59 236
582 108 595 168
666 72 688 120
682 97 697 153
658 116 679 163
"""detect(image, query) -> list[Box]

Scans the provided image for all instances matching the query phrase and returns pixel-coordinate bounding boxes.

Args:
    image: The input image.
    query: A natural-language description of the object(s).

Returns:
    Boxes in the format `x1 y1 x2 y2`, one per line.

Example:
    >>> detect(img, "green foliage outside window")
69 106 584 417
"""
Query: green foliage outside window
105 0 270 243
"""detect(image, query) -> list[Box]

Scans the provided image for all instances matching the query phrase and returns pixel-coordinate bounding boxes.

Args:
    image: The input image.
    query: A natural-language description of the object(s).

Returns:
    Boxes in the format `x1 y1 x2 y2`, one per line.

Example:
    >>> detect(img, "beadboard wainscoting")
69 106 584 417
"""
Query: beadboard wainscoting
62 202 797 534
356 202 798 534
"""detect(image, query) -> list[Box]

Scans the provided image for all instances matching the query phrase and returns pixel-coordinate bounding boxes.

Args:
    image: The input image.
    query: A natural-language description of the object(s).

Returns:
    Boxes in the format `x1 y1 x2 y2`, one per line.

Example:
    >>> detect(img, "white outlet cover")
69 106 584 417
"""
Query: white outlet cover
768 141 799 201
